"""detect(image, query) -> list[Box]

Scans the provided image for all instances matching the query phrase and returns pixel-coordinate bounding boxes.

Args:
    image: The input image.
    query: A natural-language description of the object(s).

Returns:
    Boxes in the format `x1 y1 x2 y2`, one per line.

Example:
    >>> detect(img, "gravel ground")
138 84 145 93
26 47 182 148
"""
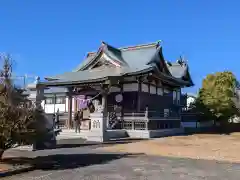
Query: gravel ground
97 134 240 163
2 146 240 180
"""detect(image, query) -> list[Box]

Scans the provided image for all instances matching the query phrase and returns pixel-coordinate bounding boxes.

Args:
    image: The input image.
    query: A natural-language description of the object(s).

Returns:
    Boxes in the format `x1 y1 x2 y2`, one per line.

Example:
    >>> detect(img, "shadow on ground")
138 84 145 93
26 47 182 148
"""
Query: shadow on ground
56 138 146 149
2 153 144 171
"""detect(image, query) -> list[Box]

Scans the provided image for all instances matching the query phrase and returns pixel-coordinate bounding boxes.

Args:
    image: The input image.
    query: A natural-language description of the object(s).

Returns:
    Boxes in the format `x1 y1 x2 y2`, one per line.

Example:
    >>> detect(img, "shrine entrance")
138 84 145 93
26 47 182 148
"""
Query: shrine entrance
72 86 102 130
72 86 123 130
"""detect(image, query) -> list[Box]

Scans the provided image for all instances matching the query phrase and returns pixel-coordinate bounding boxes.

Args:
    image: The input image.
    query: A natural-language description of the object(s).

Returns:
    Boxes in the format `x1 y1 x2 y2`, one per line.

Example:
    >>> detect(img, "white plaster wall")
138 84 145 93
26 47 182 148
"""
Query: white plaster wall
55 104 66 112
66 97 68 112
141 83 148 92
44 103 68 113
72 97 75 111
28 90 70 114
123 76 136 82
157 87 163 95
150 85 156 94
164 88 170 93
65 97 77 112
173 91 177 101
43 97 68 114
123 83 138 92
110 86 121 93
44 104 55 114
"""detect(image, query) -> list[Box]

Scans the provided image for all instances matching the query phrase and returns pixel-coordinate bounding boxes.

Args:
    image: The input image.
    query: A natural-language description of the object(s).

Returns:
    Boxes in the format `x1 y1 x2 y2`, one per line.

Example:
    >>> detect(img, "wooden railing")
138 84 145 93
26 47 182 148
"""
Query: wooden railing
107 110 181 130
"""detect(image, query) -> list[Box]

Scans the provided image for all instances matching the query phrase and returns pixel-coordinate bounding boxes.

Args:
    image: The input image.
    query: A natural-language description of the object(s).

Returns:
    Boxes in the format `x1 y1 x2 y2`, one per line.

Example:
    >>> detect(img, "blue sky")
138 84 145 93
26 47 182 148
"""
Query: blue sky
0 0 240 93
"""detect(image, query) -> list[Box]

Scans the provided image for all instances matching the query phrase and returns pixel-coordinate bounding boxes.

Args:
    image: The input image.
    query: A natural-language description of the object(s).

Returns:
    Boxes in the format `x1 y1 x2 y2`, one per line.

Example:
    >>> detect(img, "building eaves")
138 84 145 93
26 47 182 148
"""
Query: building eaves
44 66 153 86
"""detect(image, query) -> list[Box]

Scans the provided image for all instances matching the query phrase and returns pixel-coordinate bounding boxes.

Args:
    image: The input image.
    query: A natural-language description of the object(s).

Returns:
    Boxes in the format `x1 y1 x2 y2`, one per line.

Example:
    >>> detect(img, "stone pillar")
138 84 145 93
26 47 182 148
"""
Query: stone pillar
27 76 44 109
88 86 108 142
27 77 57 150
36 86 44 108
67 88 73 129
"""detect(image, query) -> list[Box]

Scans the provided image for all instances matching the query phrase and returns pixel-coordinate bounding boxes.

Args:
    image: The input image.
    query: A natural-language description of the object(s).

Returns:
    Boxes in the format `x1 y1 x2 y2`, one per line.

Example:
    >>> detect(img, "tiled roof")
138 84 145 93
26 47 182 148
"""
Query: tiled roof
24 87 68 94
44 40 194 87
43 66 153 86
73 41 158 72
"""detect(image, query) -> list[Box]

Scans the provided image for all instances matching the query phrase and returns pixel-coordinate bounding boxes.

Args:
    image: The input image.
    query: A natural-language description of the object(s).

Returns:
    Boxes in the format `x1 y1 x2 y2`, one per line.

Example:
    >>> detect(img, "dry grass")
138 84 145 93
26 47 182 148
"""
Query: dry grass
97 133 240 163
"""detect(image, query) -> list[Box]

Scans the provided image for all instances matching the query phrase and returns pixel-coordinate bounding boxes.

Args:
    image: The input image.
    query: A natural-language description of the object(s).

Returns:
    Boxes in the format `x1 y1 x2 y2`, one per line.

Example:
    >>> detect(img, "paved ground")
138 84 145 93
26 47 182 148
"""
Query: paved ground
2 146 240 180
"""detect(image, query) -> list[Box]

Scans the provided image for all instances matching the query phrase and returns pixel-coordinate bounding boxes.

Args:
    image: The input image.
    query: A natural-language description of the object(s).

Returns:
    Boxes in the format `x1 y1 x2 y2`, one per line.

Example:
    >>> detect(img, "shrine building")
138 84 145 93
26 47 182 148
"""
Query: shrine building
28 40 194 141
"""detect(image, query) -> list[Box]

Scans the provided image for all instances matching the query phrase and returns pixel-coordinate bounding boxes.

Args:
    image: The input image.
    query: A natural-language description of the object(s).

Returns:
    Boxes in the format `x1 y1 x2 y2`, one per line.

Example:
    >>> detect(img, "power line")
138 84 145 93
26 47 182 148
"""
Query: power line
0 74 37 89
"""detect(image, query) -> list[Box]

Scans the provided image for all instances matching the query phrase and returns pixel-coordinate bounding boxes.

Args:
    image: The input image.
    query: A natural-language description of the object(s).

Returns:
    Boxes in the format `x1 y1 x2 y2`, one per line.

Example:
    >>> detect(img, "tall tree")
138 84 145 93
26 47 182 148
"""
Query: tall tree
198 71 238 124
0 54 47 160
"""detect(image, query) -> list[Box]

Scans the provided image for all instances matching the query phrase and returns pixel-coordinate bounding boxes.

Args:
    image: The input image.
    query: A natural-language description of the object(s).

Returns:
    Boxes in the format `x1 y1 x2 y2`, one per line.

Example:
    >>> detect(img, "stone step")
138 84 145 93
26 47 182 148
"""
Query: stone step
12 145 33 151
56 129 89 140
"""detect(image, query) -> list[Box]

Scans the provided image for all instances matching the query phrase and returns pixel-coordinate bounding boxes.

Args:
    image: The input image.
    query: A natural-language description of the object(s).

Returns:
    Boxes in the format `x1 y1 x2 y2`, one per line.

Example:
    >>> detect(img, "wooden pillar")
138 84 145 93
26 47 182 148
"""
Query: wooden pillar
74 98 78 112
101 85 109 132
67 87 73 129
102 91 107 116
137 77 142 112
155 80 158 94
64 96 67 112
120 83 124 121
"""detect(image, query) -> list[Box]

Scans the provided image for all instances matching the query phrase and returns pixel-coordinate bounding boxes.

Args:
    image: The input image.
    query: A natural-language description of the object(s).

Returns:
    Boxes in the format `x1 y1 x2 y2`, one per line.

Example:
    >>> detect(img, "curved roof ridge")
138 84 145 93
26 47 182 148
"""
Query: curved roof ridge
86 41 159 57
119 42 158 51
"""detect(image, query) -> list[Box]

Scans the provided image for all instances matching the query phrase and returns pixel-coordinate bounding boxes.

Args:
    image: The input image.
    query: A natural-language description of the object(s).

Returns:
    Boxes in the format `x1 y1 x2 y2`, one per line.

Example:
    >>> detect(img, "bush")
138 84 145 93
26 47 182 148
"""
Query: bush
0 54 47 159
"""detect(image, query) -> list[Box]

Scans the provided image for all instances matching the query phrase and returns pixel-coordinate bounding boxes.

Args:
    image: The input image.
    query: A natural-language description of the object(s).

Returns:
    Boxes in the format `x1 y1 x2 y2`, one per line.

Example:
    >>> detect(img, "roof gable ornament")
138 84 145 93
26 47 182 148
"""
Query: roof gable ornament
99 41 106 51
177 56 187 67
156 40 162 48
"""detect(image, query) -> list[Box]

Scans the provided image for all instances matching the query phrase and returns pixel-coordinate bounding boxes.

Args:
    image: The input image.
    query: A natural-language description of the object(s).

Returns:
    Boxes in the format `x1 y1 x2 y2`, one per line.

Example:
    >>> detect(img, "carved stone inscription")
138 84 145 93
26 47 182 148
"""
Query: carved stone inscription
92 119 101 129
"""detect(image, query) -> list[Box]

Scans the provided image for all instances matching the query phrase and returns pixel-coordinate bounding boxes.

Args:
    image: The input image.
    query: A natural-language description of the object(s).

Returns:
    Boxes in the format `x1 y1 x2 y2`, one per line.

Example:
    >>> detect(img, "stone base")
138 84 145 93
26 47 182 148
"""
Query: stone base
86 131 109 142
80 119 91 130
126 128 184 139
88 112 108 142
58 128 184 141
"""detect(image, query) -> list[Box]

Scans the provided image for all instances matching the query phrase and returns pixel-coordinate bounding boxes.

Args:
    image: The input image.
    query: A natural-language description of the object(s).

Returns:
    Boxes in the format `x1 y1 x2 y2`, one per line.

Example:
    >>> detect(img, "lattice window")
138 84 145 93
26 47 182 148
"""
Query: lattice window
56 96 66 104
134 121 146 130
122 121 132 130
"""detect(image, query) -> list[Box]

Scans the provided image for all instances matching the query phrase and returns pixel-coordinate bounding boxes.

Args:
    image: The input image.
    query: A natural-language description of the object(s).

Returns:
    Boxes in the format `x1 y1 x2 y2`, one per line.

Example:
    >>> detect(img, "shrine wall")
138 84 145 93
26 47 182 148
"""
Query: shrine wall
106 82 177 113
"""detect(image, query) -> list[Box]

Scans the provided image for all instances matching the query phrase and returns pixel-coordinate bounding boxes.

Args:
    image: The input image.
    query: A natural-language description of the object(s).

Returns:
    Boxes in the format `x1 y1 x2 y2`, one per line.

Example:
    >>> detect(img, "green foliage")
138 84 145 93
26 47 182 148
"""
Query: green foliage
189 96 215 122
0 54 47 157
197 71 238 122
